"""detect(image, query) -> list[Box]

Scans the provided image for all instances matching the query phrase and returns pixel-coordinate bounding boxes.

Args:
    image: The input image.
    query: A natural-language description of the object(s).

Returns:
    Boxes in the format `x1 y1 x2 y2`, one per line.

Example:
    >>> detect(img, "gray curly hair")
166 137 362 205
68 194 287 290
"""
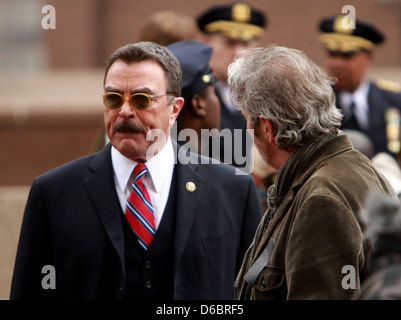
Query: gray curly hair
228 45 342 151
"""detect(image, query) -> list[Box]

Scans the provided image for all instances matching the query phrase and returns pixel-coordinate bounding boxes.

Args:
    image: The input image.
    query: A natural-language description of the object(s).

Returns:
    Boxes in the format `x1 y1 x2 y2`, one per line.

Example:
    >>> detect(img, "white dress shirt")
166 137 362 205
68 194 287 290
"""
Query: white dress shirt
111 137 175 229
215 80 238 112
339 79 371 130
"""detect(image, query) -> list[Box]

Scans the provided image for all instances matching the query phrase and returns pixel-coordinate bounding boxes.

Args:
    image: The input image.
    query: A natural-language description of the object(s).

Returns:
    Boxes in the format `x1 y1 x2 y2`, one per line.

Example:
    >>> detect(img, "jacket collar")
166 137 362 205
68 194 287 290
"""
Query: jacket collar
290 133 353 190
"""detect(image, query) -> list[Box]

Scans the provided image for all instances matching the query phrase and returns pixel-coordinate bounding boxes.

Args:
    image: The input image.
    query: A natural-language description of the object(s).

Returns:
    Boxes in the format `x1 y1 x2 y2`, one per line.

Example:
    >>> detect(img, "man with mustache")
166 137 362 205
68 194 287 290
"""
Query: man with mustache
10 41 262 300
113 121 145 135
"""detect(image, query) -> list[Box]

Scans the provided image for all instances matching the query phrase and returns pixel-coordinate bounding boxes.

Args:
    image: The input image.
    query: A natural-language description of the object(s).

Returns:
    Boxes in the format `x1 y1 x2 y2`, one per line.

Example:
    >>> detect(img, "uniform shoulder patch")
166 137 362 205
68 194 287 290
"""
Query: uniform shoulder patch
375 78 401 92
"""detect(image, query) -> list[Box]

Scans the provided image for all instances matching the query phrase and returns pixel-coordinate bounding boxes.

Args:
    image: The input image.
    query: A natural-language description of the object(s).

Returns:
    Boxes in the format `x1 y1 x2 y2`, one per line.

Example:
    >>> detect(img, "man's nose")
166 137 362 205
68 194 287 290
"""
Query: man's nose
118 96 135 118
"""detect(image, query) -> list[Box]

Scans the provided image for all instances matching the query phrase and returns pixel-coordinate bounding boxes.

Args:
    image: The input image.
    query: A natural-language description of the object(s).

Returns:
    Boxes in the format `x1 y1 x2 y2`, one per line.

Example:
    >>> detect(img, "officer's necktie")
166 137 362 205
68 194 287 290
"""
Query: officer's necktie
125 163 155 250
346 101 360 130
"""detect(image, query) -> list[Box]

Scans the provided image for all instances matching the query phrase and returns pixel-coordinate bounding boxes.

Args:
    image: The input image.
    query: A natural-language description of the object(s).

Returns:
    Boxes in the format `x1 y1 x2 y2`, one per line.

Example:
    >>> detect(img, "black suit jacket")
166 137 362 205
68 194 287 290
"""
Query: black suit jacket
10 143 262 300
339 81 401 157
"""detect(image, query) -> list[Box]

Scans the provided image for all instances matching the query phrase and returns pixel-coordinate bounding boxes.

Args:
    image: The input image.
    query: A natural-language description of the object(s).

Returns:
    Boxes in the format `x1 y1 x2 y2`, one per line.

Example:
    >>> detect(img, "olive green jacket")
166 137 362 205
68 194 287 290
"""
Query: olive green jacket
235 134 396 300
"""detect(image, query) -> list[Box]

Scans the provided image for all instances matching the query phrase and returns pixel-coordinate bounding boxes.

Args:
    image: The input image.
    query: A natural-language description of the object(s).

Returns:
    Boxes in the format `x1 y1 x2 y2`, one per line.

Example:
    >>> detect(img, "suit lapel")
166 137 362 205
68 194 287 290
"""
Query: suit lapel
83 144 125 276
173 153 204 268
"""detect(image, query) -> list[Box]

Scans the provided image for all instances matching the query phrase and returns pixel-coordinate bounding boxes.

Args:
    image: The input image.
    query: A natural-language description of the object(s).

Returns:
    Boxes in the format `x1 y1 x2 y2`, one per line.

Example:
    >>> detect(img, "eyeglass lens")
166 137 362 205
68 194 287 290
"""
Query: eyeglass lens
104 93 123 109
131 94 149 110
104 93 150 110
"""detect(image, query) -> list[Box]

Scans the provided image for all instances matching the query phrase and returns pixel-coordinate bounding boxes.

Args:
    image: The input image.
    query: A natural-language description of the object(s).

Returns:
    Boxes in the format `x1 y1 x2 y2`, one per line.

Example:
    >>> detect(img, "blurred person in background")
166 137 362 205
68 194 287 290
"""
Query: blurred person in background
318 14 401 159
197 2 267 171
343 129 375 159
167 39 221 159
356 191 401 299
138 11 201 46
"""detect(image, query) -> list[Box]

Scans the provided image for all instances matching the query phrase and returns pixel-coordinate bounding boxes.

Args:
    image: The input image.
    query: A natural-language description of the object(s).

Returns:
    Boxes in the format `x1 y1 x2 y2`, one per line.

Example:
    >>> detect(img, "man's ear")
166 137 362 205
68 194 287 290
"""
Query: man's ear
190 94 207 117
169 96 184 126
259 116 275 143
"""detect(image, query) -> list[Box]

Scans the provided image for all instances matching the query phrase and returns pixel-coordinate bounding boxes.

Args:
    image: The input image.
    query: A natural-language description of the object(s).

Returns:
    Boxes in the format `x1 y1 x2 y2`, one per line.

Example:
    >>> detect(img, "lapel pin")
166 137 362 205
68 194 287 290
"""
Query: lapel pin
186 181 196 192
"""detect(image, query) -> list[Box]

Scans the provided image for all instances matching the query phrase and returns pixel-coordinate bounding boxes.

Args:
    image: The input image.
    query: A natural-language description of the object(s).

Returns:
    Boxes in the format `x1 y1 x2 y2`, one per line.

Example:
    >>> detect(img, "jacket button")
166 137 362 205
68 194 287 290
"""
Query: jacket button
260 280 266 289
145 260 151 269
145 281 152 289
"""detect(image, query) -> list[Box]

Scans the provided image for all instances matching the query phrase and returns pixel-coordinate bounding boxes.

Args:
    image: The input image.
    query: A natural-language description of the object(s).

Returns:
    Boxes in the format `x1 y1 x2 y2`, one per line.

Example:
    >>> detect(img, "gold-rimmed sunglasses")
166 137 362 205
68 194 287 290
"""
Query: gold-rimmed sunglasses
103 92 176 111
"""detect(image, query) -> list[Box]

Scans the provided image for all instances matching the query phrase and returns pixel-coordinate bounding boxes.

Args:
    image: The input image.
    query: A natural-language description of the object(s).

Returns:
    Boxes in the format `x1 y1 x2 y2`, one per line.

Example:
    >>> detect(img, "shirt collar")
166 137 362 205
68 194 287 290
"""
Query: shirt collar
215 80 237 112
339 79 370 110
111 136 175 193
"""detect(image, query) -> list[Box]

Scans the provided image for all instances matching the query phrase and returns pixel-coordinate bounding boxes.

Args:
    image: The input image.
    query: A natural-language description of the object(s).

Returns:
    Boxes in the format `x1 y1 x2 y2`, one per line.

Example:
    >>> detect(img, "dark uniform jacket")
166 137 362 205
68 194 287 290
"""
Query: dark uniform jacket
339 80 401 157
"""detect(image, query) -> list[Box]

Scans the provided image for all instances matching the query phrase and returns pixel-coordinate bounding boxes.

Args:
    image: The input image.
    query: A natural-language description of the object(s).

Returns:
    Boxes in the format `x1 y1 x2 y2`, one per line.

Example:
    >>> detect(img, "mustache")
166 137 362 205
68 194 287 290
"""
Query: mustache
113 121 145 134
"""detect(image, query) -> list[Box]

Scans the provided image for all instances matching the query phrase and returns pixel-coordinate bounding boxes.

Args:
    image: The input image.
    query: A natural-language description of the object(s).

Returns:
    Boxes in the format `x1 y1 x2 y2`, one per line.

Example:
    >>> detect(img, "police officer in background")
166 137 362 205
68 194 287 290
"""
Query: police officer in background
196 2 267 171
318 14 401 158
167 39 221 159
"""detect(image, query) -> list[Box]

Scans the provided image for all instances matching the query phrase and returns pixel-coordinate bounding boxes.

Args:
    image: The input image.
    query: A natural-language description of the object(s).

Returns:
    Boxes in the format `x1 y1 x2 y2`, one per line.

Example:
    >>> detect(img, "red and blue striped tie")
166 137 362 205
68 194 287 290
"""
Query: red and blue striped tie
125 163 155 250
